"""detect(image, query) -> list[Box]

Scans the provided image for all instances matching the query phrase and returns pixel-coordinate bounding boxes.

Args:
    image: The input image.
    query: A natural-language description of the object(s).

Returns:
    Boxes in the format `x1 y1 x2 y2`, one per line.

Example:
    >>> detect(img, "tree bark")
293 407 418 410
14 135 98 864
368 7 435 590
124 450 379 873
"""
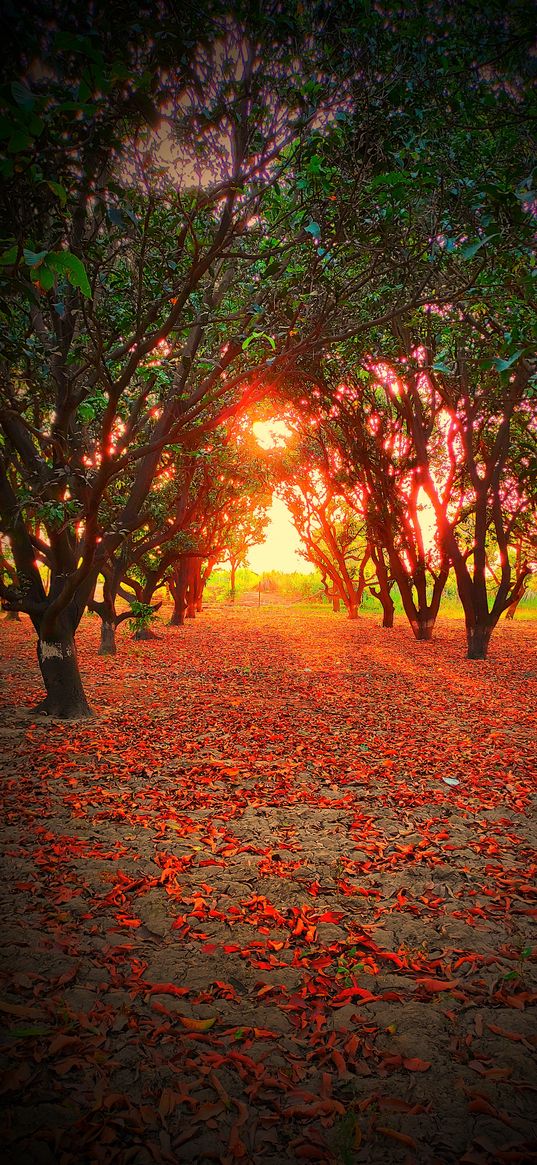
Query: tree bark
369 543 395 628
348 603 359 620
3 609 21 622
132 626 159 640
467 622 492 660
412 617 434 641
332 596 340 612
99 620 117 654
381 597 395 628
35 636 92 719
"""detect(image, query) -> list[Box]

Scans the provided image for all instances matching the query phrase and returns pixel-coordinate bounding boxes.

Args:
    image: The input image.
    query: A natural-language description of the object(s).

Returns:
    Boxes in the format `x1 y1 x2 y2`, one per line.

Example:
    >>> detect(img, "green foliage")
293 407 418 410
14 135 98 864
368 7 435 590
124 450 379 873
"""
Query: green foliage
206 568 324 604
262 570 325 601
127 601 157 634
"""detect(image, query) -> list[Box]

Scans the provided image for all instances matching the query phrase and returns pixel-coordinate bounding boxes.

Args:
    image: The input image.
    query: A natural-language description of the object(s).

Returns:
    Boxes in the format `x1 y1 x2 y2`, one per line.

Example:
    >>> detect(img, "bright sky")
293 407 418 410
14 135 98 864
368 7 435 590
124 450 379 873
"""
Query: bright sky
246 420 315 573
247 496 315 574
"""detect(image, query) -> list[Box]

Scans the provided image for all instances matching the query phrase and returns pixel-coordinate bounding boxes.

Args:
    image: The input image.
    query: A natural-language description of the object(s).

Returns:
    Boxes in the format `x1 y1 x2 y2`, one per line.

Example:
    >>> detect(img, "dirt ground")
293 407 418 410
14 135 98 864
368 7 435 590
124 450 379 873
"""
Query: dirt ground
0 605 536 1165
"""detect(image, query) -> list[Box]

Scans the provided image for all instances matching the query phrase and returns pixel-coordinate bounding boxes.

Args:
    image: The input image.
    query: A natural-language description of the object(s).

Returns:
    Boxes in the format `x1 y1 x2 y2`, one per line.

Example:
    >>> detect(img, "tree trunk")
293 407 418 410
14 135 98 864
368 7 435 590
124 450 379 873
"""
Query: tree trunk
332 596 340 612
3 609 21 622
505 592 525 620
132 626 159 640
169 563 187 625
36 636 92 719
381 597 395 628
467 623 492 660
348 603 359 620
89 585 118 657
230 563 237 604
98 620 117 655
412 617 434 641
369 543 395 629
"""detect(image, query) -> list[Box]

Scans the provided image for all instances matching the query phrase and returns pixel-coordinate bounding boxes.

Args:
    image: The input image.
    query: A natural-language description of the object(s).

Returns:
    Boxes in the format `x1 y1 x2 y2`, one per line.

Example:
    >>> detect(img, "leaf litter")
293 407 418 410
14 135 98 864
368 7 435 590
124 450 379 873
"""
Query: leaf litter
0 605 536 1164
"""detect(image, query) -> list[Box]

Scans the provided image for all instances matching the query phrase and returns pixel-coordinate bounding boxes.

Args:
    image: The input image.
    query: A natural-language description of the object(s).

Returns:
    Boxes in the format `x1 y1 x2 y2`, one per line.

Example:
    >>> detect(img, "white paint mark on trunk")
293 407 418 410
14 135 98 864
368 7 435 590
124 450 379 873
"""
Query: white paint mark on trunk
39 640 72 659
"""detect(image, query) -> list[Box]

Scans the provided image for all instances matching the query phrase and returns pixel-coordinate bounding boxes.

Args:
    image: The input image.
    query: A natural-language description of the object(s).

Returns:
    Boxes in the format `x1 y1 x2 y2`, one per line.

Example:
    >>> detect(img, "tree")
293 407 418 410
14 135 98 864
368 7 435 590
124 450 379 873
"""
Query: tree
322 359 453 640
0 11 348 715
280 476 370 621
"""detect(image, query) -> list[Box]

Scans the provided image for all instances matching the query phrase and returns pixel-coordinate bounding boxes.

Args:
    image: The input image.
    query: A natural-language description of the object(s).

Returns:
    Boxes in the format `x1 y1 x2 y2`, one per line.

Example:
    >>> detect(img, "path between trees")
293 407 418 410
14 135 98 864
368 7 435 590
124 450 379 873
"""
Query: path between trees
1 607 536 1164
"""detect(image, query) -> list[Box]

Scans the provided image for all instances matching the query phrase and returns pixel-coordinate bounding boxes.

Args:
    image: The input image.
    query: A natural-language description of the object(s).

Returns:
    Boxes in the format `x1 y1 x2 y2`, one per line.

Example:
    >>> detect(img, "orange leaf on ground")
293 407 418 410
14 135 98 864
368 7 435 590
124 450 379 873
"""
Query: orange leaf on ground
417 977 460 992
403 1057 432 1072
176 1015 216 1032
146 982 190 998
377 1126 417 1149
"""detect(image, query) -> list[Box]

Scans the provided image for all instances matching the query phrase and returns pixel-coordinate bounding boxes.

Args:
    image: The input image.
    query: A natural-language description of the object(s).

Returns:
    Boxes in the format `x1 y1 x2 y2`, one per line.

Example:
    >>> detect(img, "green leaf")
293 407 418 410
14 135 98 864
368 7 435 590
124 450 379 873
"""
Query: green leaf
23 249 48 267
78 402 96 422
494 351 522 373
241 331 276 351
107 206 126 229
48 252 92 297
307 155 322 175
9 1024 50 1037
11 81 35 110
8 131 32 153
46 180 68 206
460 235 495 260
35 266 55 290
0 245 18 266
369 171 410 190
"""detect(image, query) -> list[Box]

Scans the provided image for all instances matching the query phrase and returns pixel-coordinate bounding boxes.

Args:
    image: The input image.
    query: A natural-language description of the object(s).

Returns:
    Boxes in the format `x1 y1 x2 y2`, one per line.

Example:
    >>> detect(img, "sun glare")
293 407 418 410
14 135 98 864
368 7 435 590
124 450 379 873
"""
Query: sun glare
247 497 315 574
252 420 292 450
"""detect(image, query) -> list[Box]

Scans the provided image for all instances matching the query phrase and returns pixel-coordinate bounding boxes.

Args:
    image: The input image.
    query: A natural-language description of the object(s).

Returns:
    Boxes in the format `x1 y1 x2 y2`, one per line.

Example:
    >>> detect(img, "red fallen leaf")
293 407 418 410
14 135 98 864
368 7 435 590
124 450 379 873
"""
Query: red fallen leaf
333 986 379 1005
159 1087 187 1119
467 1097 514 1126
294 1148 331 1160
417 977 460 992
0 1062 32 1092
100 1092 132 1110
378 1097 430 1114
53 1056 86 1075
0 1000 44 1020
114 913 142 927
502 991 537 1009
54 964 80 987
48 1034 83 1055
197 1100 227 1121
145 982 190 998
486 1023 531 1045
283 1100 346 1118
377 1127 417 1149
344 1033 360 1057
332 1049 347 1076
403 1057 432 1072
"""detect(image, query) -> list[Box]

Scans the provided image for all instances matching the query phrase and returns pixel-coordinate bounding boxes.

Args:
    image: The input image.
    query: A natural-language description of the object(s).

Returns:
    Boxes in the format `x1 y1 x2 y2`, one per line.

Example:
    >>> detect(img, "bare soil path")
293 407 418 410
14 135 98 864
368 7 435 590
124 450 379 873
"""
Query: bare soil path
0 607 536 1164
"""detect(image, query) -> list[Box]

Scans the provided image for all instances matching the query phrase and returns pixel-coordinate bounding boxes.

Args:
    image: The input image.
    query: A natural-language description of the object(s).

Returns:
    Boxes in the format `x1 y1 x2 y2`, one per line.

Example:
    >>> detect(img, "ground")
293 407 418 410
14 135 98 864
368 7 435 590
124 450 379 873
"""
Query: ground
0 604 536 1165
